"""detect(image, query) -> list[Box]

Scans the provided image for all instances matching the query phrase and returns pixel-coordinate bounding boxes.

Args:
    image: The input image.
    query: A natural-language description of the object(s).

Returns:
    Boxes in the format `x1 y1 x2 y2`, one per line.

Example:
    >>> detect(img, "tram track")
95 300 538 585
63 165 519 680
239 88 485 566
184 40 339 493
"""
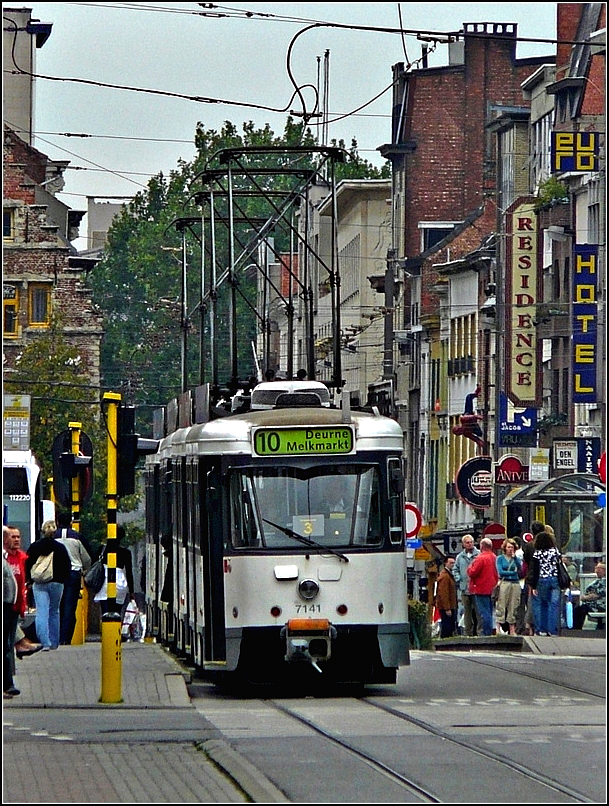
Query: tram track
268 697 440 803
261 693 597 804
191 650 604 803
455 653 606 699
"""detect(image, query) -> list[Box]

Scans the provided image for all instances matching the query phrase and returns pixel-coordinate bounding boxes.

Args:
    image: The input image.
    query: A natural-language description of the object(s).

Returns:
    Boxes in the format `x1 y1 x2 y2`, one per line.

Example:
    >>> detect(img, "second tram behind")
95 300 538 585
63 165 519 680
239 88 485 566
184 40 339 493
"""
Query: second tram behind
144 381 410 685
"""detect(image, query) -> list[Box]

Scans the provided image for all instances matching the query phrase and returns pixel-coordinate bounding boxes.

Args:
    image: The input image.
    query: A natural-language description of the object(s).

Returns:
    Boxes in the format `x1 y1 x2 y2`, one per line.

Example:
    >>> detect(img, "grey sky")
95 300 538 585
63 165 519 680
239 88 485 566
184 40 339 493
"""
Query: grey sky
16 2 557 222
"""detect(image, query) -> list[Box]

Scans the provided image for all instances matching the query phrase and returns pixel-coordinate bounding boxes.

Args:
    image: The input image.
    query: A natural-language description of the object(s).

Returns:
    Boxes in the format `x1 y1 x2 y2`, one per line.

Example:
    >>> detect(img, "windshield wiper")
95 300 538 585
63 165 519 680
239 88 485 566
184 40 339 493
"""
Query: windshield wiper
262 517 349 562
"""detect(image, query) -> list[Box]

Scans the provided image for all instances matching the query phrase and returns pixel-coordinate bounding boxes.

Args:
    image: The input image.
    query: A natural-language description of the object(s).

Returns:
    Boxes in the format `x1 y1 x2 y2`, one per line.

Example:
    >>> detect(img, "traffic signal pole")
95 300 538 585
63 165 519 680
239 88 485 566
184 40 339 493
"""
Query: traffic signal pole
100 392 122 703
68 421 87 645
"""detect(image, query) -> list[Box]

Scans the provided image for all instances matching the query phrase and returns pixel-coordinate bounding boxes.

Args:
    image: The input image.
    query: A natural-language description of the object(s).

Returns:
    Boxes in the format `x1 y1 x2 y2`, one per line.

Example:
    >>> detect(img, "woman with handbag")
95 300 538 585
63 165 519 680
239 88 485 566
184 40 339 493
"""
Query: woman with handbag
25 520 71 650
495 538 523 635
527 530 562 636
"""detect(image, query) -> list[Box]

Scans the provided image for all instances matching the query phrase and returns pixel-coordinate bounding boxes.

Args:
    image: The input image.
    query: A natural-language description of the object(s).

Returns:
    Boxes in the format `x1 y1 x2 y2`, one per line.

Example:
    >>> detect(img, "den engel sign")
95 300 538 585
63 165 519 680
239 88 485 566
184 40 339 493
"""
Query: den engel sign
455 456 492 509
553 439 577 470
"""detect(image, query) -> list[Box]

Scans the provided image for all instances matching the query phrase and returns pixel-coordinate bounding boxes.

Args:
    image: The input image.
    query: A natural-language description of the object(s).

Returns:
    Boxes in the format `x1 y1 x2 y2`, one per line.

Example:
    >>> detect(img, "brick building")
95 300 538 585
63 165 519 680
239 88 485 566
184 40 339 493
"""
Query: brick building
379 22 556 521
3 127 103 386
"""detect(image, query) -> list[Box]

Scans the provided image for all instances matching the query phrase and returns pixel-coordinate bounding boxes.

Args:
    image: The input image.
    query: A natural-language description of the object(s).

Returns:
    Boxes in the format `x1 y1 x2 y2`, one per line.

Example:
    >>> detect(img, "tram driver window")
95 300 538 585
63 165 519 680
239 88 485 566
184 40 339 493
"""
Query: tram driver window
229 474 260 548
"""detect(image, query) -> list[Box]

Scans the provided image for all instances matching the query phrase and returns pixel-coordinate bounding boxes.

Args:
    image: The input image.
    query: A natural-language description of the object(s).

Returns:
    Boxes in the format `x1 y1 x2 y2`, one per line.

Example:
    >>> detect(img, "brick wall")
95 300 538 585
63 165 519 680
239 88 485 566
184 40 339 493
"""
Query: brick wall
398 24 555 319
3 128 103 386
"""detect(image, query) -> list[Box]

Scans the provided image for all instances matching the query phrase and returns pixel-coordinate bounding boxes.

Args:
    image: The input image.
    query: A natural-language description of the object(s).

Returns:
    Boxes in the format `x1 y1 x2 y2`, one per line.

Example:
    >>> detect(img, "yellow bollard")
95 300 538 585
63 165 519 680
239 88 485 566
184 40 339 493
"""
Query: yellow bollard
100 614 123 703
71 583 87 645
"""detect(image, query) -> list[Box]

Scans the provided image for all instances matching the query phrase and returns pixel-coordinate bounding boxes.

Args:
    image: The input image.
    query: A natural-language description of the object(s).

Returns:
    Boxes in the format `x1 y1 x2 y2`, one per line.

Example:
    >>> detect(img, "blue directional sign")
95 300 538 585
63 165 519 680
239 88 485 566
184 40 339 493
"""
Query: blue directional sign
498 392 537 448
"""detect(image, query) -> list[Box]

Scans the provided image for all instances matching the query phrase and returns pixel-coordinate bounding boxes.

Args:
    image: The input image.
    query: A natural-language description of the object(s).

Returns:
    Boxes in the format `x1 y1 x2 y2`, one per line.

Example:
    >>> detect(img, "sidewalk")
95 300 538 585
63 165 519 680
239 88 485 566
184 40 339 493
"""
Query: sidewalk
3 639 288 804
433 629 606 655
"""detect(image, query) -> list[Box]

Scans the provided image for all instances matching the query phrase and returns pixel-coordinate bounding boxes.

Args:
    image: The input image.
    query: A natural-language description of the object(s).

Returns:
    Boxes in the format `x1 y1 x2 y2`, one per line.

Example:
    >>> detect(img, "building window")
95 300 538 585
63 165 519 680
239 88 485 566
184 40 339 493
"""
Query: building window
588 177 601 245
28 284 51 327
418 222 459 253
3 209 15 240
3 284 19 336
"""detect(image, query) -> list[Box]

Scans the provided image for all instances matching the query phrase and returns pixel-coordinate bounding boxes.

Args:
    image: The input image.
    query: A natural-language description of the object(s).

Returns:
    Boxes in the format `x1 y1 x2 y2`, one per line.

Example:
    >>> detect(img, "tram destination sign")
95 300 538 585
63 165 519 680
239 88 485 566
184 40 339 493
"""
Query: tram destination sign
253 426 354 457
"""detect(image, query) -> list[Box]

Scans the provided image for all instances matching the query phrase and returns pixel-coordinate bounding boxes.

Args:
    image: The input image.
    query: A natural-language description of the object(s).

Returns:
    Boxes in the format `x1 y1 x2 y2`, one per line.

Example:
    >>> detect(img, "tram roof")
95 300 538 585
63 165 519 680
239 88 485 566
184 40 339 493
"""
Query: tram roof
152 406 403 459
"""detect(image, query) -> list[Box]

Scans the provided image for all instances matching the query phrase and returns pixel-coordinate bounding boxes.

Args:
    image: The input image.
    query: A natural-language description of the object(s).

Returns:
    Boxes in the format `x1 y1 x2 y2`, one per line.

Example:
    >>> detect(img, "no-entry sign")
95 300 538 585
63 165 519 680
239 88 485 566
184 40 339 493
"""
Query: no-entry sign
404 502 422 538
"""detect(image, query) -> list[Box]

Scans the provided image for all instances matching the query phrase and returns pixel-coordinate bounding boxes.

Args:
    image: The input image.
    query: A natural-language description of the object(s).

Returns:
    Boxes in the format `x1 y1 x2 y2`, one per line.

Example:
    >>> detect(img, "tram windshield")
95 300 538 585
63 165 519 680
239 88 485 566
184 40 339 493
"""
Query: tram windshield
229 466 382 550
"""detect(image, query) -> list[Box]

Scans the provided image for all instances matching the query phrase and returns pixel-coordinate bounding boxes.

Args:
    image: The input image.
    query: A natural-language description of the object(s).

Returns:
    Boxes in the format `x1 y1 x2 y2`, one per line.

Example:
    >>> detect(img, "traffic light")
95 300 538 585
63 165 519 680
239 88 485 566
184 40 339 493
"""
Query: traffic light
117 404 158 497
52 430 93 508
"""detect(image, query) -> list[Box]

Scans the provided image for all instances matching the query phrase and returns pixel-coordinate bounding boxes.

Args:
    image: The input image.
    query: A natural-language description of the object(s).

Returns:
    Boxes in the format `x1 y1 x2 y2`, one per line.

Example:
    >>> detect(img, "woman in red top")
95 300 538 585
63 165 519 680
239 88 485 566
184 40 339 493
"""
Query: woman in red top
4 527 42 657
467 537 499 635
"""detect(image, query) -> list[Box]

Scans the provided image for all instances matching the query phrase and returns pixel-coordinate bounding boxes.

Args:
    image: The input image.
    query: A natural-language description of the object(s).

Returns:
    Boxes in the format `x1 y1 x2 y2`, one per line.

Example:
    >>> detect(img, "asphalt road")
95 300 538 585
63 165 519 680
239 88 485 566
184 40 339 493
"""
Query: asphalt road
189 649 606 803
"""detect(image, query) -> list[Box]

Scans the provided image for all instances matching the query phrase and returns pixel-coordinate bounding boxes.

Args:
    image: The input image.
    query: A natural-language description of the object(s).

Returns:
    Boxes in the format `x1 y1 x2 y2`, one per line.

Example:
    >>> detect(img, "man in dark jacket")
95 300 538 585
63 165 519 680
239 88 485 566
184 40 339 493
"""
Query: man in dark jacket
54 510 92 645
435 557 458 638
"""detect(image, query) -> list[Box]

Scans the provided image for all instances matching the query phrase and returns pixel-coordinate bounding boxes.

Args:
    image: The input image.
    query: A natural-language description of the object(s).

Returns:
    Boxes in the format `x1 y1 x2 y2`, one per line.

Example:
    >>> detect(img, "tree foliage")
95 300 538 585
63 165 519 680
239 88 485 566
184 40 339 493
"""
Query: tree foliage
3 317 108 549
91 117 388 433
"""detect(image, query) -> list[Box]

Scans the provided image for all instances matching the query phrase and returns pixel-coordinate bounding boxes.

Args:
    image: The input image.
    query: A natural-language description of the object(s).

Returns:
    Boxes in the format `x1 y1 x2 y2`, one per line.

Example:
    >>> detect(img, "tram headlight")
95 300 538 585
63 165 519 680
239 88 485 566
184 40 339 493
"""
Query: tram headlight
298 579 320 600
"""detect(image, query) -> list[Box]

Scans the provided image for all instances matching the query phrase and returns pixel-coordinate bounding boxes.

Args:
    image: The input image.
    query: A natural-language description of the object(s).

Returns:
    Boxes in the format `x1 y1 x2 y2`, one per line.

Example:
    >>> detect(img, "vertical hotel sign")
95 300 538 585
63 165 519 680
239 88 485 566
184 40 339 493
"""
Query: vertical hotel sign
505 198 541 407
573 244 597 402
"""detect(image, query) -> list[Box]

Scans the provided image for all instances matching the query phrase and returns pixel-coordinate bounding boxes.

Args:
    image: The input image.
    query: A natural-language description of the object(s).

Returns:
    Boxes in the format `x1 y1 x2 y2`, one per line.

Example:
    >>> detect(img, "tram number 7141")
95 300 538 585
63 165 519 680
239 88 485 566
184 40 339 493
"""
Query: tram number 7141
295 604 322 614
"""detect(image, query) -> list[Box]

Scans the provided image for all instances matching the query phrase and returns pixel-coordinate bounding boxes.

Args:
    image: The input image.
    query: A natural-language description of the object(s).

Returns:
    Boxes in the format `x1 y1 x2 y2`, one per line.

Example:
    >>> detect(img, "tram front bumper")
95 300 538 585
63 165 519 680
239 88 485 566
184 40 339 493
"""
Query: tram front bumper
281 618 337 672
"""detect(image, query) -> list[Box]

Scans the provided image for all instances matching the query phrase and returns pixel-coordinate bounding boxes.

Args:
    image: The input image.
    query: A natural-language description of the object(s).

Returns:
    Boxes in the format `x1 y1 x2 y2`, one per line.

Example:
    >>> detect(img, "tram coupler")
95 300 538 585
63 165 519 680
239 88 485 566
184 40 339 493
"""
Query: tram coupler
281 618 336 672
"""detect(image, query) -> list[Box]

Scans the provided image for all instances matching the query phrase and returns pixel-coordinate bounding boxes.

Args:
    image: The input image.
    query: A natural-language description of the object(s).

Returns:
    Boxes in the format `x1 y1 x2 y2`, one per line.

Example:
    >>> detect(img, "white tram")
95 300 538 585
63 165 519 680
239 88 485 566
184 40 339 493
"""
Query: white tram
144 382 410 685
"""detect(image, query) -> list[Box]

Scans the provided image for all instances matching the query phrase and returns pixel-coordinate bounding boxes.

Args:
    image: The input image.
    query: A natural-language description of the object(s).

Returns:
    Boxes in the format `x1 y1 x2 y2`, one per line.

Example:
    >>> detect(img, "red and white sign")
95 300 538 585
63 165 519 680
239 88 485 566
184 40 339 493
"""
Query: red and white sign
404 502 422 538
522 532 534 543
494 454 529 484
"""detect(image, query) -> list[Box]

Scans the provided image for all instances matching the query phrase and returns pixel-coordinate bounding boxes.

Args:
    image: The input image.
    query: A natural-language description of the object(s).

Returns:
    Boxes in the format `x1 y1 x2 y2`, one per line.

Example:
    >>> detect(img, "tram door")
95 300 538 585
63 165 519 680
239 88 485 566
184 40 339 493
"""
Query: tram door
200 461 226 665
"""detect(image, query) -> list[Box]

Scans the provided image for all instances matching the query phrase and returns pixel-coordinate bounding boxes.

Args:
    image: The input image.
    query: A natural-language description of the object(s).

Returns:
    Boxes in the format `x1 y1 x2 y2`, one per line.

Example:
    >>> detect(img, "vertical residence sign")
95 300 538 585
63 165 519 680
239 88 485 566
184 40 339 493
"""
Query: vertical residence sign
505 198 542 408
572 244 598 403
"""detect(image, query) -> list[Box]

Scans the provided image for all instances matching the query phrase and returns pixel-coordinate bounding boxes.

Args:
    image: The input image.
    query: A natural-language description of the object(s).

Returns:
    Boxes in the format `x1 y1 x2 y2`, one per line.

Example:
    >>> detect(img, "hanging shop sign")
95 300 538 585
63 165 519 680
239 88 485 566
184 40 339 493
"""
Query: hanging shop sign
504 198 542 409
572 244 598 403
494 454 529 484
551 131 599 172
455 456 492 510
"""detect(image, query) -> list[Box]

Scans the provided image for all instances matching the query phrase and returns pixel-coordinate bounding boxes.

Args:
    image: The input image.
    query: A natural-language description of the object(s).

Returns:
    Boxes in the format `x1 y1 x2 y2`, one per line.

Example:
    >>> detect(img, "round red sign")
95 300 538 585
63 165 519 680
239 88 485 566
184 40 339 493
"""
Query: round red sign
404 502 422 538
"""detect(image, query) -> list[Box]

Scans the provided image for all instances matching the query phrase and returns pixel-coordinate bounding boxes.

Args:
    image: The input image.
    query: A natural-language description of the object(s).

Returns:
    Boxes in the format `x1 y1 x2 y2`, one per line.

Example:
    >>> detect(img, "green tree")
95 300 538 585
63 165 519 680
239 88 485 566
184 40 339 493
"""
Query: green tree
3 317 107 549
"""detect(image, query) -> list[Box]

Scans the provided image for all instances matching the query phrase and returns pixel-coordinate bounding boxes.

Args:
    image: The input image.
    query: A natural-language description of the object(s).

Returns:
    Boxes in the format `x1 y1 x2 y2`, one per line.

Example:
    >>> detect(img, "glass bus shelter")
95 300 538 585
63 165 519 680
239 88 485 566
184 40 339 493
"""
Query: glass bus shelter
503 473 605 580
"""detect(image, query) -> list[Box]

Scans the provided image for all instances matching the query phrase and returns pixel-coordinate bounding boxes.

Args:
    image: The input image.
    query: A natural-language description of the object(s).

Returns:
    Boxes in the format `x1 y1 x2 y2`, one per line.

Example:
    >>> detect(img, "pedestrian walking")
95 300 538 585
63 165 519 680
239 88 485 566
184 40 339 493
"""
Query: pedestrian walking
434 557 458 638
3 533 21 698
453 535 480 636
527 530 561 636
25 520 71 650
54 511 92 645
94 525 134 619
467 537 499 636
3 525 42 658
495 538 523 635
521 520 546 635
